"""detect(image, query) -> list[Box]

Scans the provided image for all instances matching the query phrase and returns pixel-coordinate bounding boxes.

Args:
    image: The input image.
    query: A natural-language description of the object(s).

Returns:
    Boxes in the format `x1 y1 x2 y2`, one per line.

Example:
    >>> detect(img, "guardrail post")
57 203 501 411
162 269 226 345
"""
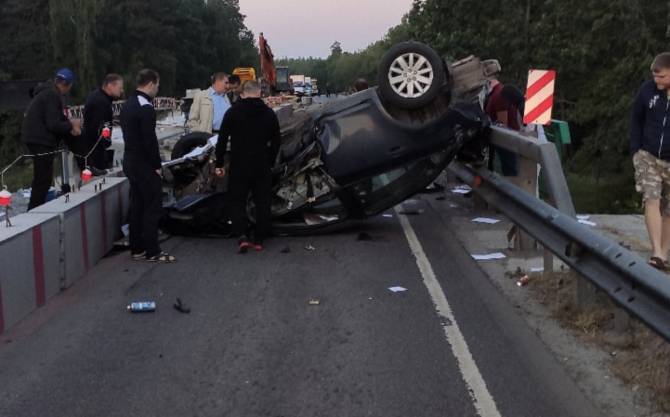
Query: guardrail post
510 156 538 251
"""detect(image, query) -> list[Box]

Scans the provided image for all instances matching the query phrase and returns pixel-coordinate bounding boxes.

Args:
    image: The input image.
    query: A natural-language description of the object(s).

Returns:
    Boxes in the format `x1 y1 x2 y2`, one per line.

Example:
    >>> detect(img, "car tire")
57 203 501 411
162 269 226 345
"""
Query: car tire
377 42 447 110
171 132 211 160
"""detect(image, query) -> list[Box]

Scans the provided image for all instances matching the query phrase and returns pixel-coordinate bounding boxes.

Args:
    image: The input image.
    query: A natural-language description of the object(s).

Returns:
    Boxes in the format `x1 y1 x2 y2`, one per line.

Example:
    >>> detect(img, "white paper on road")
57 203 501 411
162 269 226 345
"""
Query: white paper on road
449 204 459 208
576 214 590 220
388 286 408 293
382 214 394 218
471 217 500 225
471 252 507 260
530 267 544 273
578 219 597 227
451 185 472 194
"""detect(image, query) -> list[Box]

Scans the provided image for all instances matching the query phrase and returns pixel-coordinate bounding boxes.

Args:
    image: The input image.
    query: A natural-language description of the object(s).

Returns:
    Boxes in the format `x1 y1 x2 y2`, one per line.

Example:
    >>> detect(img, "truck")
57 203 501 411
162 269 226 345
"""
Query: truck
290 74 306 96
276 67 291 93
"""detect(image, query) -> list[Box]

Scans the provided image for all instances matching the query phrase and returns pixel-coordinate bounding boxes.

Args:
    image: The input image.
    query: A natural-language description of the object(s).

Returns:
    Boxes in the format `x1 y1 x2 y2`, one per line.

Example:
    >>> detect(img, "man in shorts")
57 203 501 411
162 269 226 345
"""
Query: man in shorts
631 52 670 270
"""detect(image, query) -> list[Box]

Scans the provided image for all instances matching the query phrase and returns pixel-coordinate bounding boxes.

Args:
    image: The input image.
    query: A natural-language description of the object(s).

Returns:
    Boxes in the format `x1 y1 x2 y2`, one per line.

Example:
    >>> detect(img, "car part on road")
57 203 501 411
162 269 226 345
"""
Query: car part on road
173 298 191 314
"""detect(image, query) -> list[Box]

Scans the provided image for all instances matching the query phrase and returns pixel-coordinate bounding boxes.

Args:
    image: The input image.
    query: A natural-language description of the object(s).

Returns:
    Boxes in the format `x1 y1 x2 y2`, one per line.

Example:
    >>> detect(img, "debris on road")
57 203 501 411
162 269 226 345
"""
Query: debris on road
450 185 472 195
280 246 291 254
388 286 408 293
357 232 373 241
127 301 156 313
436 196 446 201
516 275 531 287
471 252 506 260
308 299 321 306
304 244 316 251
382 213 394 218
173 298 191 314
422 182 445 194
530 267 544 273
471 217 500 224
578 219 597 227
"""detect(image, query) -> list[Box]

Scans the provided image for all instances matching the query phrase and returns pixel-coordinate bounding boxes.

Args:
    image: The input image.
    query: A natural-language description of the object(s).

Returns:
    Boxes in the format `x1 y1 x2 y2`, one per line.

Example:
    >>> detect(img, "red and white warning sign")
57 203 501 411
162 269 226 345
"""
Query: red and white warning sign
523 69 556 125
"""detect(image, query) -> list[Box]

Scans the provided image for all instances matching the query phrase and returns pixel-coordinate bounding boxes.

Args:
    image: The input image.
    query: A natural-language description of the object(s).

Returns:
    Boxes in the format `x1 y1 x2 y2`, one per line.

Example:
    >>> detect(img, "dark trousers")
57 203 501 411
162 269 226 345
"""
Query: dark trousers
124 161 163 256
27 144 56 211
490 145 519 177
229 166 272 242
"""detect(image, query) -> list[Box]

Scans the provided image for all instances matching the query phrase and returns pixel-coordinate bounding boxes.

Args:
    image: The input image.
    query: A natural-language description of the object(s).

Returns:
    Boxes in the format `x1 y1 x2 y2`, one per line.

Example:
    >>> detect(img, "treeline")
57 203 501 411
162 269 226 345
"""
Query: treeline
278 1 670 212
0 0 258 100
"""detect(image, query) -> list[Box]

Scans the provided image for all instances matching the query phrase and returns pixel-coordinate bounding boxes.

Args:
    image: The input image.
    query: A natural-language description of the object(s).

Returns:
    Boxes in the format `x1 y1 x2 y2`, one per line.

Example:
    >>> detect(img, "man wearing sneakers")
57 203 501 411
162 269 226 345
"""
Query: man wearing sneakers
631 52 670 270
214 80 281 253
120 69 176 263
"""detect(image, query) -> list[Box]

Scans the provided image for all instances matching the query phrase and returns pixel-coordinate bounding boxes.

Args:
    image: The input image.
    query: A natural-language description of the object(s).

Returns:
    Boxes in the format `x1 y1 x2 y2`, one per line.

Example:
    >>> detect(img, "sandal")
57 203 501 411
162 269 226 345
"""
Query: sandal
648 256 667 271
146 251 177 263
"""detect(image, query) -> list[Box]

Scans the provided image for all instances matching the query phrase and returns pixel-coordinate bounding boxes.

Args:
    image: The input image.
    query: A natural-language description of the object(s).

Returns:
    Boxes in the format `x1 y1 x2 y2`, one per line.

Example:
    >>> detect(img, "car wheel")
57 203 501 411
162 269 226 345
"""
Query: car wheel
377 42 447 110
171 132 211 160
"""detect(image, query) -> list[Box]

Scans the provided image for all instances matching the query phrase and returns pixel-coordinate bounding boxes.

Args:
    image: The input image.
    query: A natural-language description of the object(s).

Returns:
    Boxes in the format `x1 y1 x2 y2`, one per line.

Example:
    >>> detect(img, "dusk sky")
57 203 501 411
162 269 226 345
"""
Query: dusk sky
238 0 415 59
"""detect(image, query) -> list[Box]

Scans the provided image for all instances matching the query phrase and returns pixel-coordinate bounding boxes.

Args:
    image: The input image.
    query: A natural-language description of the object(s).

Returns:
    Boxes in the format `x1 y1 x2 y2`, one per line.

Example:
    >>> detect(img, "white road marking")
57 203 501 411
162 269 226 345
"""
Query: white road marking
396 208 503 417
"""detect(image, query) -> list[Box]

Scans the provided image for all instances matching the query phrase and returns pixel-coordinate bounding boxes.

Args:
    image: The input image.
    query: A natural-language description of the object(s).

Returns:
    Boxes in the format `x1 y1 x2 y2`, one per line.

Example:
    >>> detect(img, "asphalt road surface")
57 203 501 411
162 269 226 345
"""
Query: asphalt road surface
0 198 604 417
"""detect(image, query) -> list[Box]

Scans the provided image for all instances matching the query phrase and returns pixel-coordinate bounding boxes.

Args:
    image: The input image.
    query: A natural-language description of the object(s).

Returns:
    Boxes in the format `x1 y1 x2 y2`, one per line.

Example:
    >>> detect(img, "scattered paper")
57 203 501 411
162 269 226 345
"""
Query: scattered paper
471 217 500 225
449 204 459 208
451 185 472 194
576 214 590 220
304 245 316 251
382 214 394 218
578 219 597 227
530 267 544 273
471 252 507 260
388 286 408 293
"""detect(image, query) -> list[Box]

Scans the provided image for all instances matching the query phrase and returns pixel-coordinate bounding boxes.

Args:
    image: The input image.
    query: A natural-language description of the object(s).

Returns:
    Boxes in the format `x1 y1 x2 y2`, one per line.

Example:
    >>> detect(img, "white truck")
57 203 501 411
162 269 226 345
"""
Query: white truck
290 74 306 96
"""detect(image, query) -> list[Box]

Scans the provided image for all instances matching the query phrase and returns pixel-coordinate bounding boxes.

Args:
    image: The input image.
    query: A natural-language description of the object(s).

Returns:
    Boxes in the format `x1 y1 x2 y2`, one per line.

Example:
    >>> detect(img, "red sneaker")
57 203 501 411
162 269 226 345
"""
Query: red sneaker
238 240 252 254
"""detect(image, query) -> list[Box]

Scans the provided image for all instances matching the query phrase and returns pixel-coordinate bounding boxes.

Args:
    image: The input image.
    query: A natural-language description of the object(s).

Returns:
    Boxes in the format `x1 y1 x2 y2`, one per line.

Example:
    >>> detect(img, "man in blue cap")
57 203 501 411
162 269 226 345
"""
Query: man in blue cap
22 68 82 210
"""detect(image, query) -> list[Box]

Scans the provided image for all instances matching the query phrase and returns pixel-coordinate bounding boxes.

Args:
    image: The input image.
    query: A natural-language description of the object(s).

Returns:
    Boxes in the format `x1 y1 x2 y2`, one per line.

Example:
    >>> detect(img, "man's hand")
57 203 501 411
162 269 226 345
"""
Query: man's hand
70 119 82 136
215 167 226 178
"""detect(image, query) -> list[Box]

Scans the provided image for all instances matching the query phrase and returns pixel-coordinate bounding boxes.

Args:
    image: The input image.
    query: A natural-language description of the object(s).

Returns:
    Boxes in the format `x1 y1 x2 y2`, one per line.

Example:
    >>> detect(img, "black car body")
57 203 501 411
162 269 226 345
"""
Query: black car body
160 42 491 235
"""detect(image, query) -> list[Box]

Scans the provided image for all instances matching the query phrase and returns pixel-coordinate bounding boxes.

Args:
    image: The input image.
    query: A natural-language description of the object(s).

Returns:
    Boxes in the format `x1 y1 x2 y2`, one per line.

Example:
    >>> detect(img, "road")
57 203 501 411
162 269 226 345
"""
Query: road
0 197 603 417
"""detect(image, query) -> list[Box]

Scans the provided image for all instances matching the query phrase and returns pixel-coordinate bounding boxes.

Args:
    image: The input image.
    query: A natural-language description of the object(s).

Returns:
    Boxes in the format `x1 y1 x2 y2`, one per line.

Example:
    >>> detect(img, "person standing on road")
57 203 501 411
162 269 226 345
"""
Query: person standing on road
187 72 231 134
120 69 176 263
22 68 82 210
631 52 670 270
78 74 124 174
214 80 281 253
483 66 520 177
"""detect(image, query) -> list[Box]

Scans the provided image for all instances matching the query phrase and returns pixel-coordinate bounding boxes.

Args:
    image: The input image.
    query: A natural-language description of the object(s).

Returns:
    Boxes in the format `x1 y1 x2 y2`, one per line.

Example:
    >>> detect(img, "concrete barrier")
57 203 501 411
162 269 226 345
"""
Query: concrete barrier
0 175 129 334
0 213 60 333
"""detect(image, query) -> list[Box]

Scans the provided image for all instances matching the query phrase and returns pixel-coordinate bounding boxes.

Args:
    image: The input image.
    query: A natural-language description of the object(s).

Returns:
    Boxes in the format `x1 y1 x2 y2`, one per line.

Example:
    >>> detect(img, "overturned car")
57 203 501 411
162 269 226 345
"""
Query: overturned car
160 42 492 236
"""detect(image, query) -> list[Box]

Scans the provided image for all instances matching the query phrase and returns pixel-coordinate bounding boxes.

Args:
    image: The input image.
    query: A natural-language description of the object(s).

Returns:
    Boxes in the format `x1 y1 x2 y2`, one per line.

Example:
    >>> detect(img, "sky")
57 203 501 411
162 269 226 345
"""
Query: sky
238 0 415 59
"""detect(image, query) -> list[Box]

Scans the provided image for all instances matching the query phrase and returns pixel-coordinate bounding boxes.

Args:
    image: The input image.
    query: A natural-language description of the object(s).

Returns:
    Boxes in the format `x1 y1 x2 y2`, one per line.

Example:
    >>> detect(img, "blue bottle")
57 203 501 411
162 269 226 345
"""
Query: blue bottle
127 301 156 313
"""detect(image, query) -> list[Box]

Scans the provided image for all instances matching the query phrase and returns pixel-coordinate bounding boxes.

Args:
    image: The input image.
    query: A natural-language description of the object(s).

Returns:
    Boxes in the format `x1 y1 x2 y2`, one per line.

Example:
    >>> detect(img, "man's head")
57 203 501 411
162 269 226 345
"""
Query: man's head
652 53 670 91
54 68 75 94
228 75 242 94
102 73 124 99
211 72 229 94
241 80 262 99
353 78 369 92
136 69 160 98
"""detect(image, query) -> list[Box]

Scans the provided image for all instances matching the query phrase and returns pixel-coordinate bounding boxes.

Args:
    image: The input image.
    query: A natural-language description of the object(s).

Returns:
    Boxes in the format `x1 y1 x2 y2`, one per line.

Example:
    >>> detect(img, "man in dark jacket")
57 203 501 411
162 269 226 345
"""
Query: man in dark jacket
78 74 124 173
22 68 81 210
631 52 670 270
215 80 280 253
120 69 175 263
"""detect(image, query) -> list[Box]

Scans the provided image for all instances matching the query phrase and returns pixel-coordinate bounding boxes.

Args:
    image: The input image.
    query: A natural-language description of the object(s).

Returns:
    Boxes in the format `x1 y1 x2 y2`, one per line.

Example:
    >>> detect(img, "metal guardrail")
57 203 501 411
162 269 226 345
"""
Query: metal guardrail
449 126 670 342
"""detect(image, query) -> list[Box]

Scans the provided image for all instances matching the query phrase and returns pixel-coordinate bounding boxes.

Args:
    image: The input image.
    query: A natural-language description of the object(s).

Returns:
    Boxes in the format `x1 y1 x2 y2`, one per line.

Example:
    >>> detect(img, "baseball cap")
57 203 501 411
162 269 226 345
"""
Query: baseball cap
55 68 75 84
